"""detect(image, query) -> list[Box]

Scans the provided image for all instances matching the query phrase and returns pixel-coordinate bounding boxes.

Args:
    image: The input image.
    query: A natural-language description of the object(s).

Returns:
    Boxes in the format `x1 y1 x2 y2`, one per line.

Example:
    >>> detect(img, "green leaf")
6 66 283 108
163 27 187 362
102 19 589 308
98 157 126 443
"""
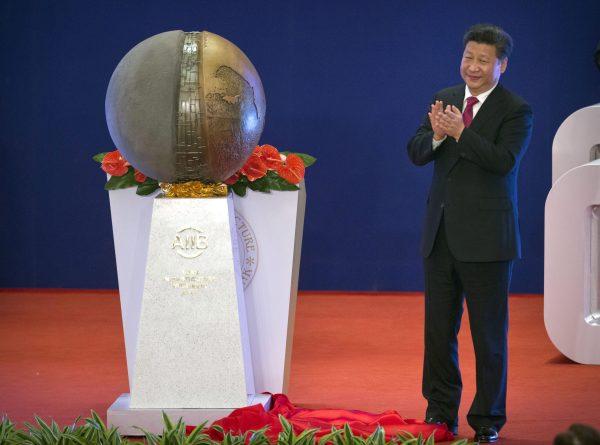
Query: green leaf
396 431 416 442
87 411 106 430
293 153 316 167
223 432 235 445
424 433 435 445
247 176 271 193
0 416 17 444
295 427 318 445
136 178 159 196
318 429 342 445
133 426 159 445
186 422 208 445
266 173 300 191
34 416 59 442
343 424 353 442
93 152 108 163
212 425 225 435
277 415 295 445
230 181 248 197
161 412 175 433
247 427 270 445
330 426 344 445
365 426 385 445
279 415 292 437
61 432 87 445
104 168 136 191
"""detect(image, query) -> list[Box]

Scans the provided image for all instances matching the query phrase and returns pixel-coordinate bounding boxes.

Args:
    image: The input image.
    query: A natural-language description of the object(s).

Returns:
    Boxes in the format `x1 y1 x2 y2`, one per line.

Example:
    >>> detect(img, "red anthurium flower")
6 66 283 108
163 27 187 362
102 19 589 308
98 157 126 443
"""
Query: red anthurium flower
276 153 305 184
134 169 146 183
101 150 130 177
255 144 282 170
224 171 240 185
240 155 267 182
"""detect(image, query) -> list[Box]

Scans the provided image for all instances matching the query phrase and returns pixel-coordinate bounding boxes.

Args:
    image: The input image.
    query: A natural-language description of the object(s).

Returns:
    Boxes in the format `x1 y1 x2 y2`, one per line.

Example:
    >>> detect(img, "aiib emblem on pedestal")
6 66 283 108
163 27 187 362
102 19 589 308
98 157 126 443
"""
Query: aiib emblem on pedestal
171 227 208 258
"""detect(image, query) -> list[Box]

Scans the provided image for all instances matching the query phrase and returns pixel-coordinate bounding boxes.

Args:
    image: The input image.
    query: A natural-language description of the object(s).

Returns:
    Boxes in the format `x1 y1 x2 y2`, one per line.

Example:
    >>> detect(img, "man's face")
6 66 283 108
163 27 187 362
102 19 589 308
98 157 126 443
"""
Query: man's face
460 41 507 96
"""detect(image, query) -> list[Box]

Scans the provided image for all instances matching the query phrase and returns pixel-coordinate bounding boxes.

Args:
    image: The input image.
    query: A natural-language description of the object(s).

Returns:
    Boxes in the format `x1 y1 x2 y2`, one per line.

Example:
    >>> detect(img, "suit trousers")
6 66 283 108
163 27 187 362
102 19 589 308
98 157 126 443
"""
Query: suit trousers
422 218 512 432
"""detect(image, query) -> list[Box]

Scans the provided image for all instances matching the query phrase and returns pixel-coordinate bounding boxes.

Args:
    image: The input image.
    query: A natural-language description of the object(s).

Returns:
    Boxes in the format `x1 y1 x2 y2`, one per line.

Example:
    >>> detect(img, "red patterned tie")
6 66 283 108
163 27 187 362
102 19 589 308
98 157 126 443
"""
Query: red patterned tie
462 96 479 128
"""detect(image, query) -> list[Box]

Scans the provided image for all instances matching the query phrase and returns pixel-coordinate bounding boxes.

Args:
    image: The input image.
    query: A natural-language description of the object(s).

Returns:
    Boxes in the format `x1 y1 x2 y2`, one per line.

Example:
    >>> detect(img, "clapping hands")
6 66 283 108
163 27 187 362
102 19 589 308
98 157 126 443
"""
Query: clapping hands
428 101 446 141
428 101 465 142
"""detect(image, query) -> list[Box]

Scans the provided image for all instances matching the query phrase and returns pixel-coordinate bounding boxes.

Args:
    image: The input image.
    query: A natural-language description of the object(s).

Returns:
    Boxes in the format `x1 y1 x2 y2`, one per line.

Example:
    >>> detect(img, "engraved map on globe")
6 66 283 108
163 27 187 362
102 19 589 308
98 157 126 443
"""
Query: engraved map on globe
205 66 262 175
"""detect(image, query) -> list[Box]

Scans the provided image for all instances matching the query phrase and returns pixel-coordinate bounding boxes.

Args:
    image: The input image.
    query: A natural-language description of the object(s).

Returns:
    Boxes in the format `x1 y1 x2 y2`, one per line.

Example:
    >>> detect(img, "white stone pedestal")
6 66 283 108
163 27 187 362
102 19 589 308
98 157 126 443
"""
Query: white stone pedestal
106 185 305 433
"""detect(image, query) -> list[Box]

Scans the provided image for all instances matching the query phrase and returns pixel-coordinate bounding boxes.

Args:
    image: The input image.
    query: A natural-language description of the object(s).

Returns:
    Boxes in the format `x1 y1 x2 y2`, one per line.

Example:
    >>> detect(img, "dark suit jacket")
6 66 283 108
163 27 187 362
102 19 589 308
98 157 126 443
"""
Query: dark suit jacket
407 84 533 262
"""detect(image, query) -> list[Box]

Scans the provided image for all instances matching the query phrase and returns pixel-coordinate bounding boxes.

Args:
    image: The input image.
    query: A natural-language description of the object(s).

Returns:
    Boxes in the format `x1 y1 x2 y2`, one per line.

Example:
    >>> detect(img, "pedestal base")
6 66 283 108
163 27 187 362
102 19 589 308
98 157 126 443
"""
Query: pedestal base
107 393 272 436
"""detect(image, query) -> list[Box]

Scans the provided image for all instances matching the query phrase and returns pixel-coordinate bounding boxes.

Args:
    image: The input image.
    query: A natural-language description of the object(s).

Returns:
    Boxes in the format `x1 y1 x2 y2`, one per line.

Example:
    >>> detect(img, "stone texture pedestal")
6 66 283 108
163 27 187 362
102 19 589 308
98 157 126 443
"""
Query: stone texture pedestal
130 195 254 408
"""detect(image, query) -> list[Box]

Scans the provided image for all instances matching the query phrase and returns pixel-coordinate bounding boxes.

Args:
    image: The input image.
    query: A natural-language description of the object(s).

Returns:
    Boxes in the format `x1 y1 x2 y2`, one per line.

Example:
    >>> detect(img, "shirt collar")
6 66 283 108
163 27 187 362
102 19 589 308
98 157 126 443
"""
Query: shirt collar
464 82 498 105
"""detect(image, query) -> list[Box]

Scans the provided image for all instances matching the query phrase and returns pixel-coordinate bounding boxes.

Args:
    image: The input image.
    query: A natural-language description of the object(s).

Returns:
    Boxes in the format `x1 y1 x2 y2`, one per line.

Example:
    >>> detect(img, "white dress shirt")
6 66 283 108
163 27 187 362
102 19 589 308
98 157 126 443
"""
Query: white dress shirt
432 82 499 149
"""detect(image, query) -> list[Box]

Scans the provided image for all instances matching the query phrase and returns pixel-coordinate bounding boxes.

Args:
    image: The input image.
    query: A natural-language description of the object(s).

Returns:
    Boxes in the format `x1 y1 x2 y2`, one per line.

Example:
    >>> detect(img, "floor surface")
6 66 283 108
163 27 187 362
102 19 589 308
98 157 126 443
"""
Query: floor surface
1 290 599 444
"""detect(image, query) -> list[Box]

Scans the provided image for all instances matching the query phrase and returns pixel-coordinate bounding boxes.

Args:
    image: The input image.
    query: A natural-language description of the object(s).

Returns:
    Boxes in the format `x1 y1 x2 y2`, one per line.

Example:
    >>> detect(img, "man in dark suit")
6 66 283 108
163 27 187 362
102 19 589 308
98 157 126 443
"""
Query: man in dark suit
407 24 533 443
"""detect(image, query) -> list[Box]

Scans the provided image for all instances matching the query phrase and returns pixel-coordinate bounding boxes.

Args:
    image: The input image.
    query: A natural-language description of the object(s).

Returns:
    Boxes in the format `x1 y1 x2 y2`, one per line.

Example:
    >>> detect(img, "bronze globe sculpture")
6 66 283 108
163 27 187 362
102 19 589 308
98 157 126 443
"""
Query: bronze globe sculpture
105 30 266 184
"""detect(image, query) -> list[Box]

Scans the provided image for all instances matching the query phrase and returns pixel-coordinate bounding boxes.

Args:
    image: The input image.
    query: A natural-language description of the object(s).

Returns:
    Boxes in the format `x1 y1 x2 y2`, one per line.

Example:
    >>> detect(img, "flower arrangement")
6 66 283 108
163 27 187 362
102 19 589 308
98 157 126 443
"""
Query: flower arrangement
92 151 159 196
93 144 315 197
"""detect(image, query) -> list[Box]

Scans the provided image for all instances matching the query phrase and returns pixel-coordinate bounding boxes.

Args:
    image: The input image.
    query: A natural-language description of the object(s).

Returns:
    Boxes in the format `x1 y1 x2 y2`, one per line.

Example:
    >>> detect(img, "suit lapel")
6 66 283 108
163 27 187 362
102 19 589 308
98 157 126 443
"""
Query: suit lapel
469 84 507 132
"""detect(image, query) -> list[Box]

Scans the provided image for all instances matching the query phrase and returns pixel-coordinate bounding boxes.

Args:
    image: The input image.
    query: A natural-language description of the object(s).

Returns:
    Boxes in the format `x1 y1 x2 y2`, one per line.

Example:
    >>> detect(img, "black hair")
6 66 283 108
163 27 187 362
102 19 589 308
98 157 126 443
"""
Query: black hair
553 424 600 445
463 23 513 60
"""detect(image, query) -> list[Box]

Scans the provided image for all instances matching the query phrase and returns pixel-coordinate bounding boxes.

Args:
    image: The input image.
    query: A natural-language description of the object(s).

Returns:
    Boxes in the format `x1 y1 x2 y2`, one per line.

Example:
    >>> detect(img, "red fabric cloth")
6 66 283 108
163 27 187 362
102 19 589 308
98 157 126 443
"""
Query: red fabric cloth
185 394 454 442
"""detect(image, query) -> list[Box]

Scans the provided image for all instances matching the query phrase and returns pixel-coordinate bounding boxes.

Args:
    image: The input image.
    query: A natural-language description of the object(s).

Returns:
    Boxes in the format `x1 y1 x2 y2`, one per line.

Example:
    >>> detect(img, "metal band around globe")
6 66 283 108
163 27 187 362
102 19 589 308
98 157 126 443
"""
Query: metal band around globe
175 32 208 182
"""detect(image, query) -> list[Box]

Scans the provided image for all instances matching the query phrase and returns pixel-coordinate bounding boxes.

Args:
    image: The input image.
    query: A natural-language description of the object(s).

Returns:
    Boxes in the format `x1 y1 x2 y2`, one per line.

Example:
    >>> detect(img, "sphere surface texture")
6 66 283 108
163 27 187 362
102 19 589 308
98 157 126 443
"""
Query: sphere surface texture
105 30 266 183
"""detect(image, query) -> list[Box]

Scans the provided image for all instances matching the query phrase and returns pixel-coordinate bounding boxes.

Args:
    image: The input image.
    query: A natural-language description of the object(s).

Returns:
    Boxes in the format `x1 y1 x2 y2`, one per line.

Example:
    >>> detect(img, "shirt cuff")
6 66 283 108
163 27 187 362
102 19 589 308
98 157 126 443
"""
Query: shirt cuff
432 136 446 150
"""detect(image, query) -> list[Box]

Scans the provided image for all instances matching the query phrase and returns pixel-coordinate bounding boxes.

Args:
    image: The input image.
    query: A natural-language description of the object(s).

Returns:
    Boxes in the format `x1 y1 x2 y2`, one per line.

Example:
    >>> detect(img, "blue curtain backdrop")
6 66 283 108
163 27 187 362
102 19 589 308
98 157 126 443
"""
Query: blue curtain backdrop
1 0 599 292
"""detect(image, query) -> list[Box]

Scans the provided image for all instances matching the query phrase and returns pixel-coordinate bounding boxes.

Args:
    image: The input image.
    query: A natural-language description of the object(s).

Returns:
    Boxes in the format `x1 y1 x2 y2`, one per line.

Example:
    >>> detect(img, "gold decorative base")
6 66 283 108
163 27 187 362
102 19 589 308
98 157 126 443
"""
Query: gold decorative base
159 181 228 198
